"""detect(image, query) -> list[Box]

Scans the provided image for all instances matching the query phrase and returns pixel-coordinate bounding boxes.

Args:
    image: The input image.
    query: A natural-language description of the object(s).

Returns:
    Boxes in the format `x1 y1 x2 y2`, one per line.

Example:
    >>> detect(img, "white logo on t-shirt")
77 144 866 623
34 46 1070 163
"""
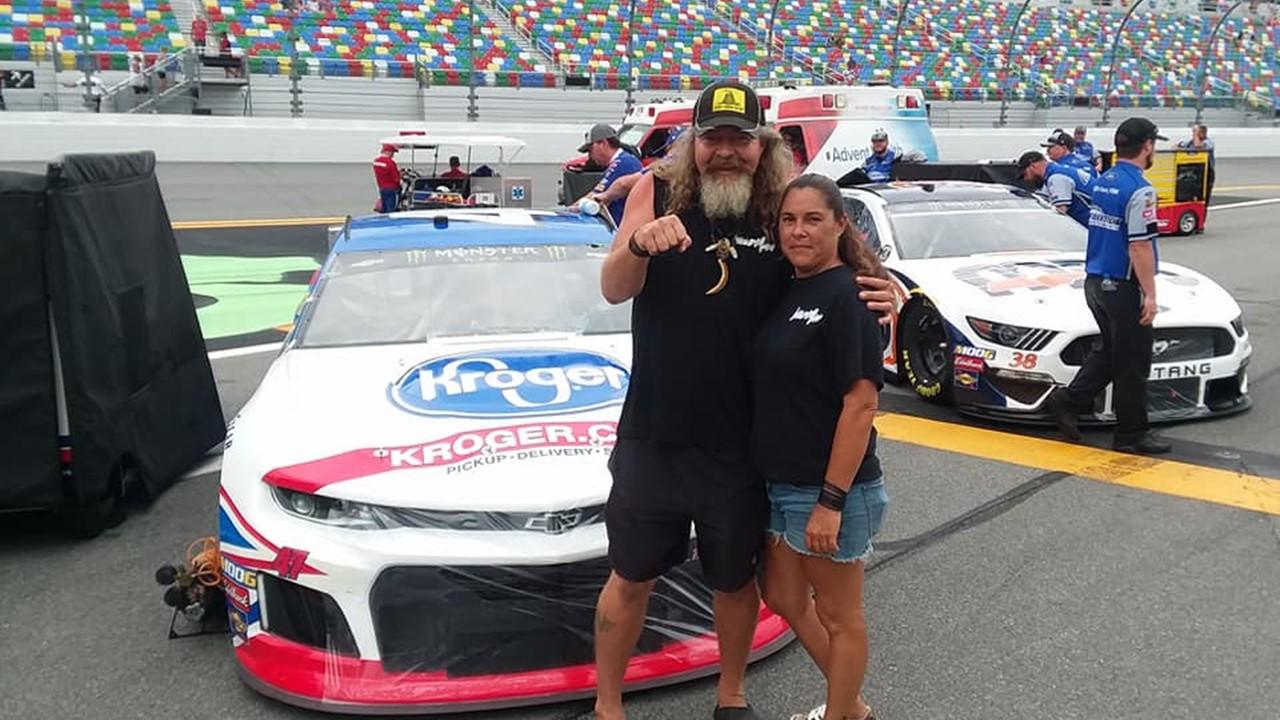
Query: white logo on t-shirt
734 235 777 253
789 307 824 325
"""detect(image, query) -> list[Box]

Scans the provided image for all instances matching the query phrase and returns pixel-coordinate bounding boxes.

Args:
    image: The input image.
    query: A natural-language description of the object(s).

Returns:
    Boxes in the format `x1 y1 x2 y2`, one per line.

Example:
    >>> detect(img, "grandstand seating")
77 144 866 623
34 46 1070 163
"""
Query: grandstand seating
0 0 184 66
0 0 1274 104
202 0 556 84
502 0 811 89
726 0 1276 105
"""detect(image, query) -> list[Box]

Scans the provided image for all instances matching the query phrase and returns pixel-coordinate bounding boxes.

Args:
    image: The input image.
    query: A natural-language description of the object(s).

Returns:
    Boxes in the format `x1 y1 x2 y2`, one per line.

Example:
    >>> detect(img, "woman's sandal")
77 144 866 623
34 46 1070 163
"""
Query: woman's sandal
788 703 876 720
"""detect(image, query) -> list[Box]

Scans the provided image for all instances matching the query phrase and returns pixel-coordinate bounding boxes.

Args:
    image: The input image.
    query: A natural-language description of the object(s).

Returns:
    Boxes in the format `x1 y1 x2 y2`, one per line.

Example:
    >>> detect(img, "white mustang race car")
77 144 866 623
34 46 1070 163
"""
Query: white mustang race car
841 181 1252 423
216 209 791 714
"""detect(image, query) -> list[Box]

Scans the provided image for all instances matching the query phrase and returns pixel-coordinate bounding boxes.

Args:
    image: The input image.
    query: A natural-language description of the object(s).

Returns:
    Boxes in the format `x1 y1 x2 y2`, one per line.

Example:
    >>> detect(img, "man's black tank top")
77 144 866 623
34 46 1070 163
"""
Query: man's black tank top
617 177 792 454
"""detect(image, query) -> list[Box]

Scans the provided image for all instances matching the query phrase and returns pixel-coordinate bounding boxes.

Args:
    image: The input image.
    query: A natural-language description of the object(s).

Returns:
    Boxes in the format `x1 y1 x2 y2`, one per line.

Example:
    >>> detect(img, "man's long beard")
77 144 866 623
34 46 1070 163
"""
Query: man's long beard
700 172 754 220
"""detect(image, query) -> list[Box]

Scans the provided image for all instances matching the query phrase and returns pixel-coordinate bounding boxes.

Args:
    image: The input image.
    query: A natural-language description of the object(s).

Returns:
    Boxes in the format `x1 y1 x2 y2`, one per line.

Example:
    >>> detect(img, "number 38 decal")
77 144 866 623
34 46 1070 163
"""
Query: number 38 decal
1010 352 1038 369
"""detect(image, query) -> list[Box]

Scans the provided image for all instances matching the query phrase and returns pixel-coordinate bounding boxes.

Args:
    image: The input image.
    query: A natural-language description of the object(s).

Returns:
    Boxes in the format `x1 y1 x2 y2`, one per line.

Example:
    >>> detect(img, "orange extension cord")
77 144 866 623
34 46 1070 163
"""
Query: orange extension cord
185 536 222 588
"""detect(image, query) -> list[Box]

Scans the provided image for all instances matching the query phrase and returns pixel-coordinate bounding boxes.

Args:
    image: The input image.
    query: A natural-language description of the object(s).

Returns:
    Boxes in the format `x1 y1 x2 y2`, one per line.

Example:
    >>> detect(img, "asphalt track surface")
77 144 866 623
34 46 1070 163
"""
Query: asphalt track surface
2 160 1279 720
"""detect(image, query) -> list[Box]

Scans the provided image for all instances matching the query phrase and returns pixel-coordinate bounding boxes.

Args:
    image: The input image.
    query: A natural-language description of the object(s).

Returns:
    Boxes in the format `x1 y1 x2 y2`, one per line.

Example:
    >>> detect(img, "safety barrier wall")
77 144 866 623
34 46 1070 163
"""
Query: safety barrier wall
3 113 1280 164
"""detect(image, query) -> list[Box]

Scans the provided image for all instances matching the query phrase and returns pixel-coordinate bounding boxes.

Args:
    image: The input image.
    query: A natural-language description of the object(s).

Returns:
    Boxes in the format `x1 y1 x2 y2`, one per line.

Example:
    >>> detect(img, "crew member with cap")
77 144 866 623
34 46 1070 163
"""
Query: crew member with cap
574 123 643 225
1073 125 1101 170
1042 129 1097 177
1017 149 1096 227
862 127 899 182
587 126 688 211
372 143 401 213
1048 117 1171 455
441 155 468 179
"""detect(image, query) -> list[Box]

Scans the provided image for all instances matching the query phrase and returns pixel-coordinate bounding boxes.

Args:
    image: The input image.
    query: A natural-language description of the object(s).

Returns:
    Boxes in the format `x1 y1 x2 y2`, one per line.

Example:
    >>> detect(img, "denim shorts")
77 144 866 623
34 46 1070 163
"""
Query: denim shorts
767 477 888 564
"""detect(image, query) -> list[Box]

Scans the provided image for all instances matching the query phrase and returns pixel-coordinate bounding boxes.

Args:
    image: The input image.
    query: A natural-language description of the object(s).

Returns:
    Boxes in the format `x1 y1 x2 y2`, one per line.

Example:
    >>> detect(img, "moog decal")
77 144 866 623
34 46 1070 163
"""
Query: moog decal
391 349 629 418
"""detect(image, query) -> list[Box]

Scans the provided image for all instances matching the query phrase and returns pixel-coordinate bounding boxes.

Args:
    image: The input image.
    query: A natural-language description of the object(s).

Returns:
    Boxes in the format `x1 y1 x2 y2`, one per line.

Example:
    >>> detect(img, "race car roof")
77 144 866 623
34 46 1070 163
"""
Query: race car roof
333 209 613 253
848 180 1038 206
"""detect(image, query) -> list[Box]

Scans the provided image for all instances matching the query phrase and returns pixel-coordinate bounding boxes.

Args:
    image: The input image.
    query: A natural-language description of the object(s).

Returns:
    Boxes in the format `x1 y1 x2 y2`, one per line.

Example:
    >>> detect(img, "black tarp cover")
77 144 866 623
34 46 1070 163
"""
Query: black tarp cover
43 152 224 502
837 162 1032 190
0 171 62 509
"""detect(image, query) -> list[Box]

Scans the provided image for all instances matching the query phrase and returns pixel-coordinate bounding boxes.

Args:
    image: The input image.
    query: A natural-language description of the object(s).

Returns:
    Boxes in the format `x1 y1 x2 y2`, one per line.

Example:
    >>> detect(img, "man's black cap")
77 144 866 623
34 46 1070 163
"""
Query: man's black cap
1114 117 1167 148
693 80 763 136
1040 129 1075 150
1017 150 1046 171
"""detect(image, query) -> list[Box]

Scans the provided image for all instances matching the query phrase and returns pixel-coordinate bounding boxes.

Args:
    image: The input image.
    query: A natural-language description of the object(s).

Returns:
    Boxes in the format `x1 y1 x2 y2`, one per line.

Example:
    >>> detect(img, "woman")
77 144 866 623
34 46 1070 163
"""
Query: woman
751 174 889 720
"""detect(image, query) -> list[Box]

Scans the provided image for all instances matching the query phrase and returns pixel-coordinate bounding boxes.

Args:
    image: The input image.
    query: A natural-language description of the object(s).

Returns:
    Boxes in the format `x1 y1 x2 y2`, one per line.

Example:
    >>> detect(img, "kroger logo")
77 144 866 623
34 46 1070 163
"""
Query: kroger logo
391 349 630 418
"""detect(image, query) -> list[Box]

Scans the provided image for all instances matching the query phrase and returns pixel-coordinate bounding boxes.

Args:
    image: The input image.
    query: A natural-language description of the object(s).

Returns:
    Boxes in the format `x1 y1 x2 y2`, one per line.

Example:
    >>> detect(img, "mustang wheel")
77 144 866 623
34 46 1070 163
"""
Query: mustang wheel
1177 210 1198 235
899 299 953 404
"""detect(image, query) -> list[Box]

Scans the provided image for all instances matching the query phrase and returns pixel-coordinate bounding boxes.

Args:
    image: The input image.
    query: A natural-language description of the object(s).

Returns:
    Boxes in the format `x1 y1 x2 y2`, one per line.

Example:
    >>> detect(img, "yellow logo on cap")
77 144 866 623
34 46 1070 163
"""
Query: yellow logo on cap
711 87 746 114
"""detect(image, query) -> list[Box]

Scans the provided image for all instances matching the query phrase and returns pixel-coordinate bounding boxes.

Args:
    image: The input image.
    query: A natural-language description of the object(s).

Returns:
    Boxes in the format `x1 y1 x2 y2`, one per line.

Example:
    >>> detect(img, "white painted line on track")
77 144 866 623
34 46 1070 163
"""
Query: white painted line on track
208 342 281 361
1212 198 1280 211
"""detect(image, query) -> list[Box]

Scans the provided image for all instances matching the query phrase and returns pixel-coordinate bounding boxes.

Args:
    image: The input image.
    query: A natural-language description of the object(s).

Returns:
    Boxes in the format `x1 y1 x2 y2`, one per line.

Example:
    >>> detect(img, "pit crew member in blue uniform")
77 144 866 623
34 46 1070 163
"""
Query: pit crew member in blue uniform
1048 117 1171 456
1018 150 1095 227
1073 125 1100 170
1042 129 1097 178
862 128 899 183
573 123 642 225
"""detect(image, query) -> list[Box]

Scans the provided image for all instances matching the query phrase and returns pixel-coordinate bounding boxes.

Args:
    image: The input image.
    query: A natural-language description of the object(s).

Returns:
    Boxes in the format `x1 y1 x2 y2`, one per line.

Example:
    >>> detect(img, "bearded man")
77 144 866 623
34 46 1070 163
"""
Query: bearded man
593 81 896 720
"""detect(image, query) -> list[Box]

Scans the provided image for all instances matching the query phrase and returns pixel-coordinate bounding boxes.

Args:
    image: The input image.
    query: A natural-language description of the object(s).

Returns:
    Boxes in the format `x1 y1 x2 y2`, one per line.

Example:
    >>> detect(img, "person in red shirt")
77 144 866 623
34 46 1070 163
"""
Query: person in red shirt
191 17 207 54
440 155 467 179
373 144 402 213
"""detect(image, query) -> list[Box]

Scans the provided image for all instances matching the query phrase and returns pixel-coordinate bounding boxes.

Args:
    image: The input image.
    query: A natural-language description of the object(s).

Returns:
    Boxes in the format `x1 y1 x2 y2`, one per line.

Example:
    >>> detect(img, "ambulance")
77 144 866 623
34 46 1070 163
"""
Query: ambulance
559 84 940 203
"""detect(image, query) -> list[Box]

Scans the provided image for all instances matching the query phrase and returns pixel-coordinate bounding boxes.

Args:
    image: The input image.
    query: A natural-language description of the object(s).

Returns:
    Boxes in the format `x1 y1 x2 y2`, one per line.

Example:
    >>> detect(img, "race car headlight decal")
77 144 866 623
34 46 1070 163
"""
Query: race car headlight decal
273 487 386 530
967 317 1058 351
271 487 605 533
1231 313 1245 337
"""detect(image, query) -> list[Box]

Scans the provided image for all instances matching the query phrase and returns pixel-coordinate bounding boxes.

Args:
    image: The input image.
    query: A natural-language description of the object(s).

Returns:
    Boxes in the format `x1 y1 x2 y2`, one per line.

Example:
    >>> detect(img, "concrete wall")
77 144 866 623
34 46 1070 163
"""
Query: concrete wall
3 112 1279 165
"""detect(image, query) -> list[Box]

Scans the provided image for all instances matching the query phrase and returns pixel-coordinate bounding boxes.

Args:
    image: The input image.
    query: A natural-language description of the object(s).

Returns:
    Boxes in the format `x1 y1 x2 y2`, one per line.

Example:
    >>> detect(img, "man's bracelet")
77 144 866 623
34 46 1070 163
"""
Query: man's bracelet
627 234 649 258
817 482 848 511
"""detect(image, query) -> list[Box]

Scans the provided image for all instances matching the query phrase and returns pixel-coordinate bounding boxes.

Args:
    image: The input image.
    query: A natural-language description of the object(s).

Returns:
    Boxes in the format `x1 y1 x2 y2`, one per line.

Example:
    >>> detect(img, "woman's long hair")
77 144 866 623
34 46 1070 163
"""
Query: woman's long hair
653 126 794 231
780 173 888 280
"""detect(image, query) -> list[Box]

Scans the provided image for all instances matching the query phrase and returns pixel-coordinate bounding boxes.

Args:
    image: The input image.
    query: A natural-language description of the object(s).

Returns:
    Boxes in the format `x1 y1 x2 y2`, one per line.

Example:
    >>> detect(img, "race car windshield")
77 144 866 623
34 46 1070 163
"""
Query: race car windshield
616 123 650 148
886 199 1084 260
296 245 630 347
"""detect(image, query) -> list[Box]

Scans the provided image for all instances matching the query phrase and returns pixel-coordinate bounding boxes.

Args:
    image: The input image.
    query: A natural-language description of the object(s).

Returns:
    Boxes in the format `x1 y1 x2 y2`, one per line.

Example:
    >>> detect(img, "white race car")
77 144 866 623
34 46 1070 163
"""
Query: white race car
216 209 791 714
840 181 1252 423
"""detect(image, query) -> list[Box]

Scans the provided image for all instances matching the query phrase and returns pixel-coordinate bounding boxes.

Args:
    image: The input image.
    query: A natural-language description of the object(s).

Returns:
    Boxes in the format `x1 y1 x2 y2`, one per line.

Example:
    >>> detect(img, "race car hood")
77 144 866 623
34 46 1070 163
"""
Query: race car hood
894 253 1241 332
228 334 632 511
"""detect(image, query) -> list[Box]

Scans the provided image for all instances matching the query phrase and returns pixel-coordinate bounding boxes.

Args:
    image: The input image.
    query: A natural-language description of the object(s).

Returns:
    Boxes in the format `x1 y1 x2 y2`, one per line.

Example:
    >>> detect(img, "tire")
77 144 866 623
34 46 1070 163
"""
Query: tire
58 464 132 539
1177 210 1198 235
898 299 954 404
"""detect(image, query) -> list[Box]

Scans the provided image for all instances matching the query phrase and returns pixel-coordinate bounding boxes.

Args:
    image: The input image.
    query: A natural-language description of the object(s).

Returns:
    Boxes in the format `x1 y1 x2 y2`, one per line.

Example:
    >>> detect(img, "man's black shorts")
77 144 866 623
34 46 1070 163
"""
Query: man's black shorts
605 437 768 593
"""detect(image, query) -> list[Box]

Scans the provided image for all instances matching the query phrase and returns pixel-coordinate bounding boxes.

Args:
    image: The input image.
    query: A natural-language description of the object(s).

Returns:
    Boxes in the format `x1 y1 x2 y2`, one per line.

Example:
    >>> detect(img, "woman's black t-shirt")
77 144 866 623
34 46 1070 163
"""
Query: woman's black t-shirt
751 265 884 487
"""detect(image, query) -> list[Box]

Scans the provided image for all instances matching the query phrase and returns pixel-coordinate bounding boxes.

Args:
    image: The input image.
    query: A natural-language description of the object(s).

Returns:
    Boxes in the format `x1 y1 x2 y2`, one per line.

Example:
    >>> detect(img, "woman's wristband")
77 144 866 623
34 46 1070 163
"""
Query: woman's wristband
817 482 848 511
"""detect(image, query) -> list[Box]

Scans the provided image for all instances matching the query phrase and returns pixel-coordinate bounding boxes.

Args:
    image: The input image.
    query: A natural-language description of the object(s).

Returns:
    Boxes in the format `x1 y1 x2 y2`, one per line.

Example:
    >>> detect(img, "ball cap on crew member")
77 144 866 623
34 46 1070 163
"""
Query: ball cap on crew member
578 123 618 153
381 143 398 153
692 80 764 136
1040 129 1075 150
1114 117 1168 148
1017 150 1046 172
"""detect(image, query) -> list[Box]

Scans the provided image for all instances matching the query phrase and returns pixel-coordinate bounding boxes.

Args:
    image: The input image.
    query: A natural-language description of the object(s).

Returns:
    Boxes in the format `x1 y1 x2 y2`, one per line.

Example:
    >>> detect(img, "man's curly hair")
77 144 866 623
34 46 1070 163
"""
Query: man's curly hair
652 126 795 231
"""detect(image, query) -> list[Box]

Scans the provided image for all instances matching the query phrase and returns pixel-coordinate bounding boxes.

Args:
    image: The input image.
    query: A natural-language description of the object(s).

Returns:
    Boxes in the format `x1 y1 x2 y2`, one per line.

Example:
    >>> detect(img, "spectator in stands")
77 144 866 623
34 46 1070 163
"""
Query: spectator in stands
1073 125 1101 169
573 123 642 225
1018 149 1096 227
441 156 468 179
191 16 208 55
1177 123 1215 228
69 72 106 112
129 54 149 98
372 143 402 213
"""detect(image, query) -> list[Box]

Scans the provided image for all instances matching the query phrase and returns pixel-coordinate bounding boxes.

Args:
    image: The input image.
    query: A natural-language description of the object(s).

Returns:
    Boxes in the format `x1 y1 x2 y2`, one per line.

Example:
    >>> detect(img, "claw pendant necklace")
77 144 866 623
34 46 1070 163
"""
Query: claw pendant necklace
704 237 738 296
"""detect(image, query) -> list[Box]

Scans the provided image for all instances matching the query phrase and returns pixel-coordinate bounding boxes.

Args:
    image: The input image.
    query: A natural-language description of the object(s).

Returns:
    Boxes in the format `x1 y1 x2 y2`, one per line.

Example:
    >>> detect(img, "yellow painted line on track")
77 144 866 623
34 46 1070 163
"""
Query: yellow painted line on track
171 216 346 230
876 413 1280 516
